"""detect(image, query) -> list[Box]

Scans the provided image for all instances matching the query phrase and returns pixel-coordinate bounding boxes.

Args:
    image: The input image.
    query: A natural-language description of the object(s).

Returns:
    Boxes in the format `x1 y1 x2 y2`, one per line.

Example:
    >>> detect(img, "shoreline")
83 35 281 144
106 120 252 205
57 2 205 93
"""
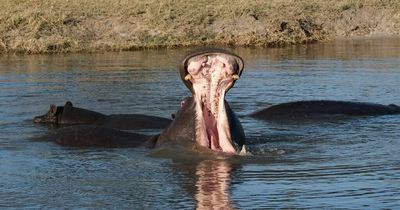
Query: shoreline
1 0 400 54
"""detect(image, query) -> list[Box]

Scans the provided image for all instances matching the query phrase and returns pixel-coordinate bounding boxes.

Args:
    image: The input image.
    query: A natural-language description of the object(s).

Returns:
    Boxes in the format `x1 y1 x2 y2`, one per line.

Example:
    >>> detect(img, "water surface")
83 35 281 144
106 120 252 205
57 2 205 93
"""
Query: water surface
1 38 400 209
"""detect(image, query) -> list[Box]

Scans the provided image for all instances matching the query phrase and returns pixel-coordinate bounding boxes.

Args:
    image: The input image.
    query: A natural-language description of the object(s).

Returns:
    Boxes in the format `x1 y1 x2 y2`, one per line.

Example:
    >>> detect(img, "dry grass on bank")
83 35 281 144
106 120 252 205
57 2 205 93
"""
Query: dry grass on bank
0 0 400 54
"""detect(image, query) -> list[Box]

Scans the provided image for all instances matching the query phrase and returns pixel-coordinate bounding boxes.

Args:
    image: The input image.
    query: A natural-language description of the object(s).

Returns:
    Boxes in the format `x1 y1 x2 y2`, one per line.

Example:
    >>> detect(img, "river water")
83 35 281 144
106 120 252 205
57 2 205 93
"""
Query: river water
0 38 399 209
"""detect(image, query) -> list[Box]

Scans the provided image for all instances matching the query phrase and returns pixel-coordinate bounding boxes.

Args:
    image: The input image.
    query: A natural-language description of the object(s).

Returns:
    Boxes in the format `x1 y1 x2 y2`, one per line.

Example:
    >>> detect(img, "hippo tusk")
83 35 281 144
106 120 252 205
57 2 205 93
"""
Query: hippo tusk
184 74 192 81
238 145 251 156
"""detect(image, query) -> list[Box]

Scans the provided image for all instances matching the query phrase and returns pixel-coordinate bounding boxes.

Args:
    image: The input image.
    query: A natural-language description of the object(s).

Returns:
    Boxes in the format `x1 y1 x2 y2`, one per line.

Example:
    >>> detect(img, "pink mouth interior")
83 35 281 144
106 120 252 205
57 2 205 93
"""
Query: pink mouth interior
202 105 220 150
185 53 241 153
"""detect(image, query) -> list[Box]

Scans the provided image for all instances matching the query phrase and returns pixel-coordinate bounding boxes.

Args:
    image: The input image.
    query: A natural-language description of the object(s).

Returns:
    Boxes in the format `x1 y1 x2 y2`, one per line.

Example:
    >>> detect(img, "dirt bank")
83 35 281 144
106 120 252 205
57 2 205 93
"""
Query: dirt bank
0 0 399 54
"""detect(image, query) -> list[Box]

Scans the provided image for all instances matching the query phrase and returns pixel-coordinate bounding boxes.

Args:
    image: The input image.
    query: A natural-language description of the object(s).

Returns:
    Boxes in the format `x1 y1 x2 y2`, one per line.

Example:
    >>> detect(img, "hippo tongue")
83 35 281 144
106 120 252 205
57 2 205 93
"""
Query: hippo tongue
202 104 220 150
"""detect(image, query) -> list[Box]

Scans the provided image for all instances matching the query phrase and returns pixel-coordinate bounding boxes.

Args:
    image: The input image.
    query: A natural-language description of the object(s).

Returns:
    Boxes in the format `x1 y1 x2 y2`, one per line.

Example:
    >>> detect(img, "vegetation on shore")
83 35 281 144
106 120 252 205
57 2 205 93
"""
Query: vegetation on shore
0 0 400 54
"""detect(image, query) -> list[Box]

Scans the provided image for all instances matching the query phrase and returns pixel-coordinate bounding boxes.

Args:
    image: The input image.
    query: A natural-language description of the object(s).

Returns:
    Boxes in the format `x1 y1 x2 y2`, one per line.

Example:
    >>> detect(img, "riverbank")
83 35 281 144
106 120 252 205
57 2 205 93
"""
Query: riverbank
1 0 400 54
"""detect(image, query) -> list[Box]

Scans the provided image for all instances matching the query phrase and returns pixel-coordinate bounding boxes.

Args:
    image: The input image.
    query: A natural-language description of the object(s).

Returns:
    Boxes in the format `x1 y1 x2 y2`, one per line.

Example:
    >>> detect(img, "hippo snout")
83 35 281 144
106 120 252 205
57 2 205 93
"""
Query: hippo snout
33 116 44 123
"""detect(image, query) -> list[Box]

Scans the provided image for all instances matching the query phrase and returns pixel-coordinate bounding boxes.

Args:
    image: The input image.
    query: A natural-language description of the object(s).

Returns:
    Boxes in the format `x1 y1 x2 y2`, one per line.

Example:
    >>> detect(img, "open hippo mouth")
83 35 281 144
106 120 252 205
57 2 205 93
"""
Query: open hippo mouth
180 49 244 153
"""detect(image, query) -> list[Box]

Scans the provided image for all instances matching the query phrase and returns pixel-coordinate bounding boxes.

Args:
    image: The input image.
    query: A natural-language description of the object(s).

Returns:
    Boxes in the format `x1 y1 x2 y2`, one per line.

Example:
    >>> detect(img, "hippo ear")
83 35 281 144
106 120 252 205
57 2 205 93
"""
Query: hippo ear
65 101 73 107
50 104 57 114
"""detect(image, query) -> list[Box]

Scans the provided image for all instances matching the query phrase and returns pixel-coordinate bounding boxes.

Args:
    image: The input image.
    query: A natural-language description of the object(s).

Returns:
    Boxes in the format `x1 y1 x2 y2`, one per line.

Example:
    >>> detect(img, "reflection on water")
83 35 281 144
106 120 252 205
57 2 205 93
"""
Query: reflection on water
195 160 233 210
0 37 400 208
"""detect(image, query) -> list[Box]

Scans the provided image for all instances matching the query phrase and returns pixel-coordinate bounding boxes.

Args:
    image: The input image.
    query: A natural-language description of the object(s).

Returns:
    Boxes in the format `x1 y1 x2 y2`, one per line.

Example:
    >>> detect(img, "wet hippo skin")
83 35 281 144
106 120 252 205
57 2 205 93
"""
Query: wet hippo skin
94 114 171 130
34 101 106 125
250 100 400 121
34 101 172 130
54 125 150 148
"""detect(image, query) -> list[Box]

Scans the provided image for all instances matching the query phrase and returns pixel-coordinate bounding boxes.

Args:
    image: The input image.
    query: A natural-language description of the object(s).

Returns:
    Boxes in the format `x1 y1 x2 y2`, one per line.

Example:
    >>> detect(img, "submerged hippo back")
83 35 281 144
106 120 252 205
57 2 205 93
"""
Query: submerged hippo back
251 100 400 121
95 114 172 130
54 125 149 148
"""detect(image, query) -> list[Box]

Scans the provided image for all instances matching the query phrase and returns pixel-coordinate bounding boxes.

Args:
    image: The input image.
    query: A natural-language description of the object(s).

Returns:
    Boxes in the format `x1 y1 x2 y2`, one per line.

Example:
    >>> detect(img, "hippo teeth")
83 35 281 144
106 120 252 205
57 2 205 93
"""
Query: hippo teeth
184 74 192 81
232 74 239 80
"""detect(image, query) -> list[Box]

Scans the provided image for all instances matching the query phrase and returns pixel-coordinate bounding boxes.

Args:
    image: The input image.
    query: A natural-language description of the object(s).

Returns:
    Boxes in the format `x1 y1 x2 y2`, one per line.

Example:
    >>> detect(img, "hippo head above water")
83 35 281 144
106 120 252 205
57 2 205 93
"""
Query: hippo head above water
179 49 244 95
33 101 105 125
156 49 246 154
33 102 72 124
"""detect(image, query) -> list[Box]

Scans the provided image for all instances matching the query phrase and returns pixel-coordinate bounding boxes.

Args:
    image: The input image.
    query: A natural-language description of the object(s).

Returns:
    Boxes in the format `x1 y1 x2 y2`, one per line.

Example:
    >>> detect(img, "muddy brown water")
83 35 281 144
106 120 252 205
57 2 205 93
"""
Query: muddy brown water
1 38 400 209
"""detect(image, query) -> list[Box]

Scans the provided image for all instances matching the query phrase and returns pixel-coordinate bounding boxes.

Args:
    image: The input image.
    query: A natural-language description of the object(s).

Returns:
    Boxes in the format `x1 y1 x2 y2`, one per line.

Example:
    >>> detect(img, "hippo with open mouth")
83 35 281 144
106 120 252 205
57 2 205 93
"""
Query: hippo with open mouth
45 49 247 155
37 49 400 155
156 49 246 154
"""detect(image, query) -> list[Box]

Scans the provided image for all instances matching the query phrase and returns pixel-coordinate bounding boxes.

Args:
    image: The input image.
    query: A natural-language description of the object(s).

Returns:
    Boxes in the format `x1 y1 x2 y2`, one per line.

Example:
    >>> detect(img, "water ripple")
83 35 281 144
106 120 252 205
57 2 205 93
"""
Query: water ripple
1 38 400 208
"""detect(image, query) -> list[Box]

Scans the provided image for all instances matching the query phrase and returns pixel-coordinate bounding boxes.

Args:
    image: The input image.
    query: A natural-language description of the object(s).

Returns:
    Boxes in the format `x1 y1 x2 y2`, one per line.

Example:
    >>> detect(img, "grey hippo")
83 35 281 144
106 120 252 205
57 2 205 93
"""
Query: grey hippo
34 101 105 125
34 101 172 130
156 48 246 154
37 49 400 155
46 49 247 155
250 100 400 121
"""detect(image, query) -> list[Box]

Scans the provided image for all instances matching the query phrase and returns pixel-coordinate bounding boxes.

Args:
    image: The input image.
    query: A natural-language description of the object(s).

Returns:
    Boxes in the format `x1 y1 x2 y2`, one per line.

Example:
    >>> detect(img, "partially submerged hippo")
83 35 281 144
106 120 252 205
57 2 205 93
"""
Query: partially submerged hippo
156 49 246 154
54 125 150 148
94 114 171 130
251 100 400 121
36 49 400 155
34 101 105 125
48 49 247 154
34 101 171 130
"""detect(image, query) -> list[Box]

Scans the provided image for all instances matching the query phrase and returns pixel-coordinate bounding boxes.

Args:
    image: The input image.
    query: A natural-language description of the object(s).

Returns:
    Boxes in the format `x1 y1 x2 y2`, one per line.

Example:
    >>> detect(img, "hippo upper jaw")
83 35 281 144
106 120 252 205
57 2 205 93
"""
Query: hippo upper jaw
179 49 244 94
180 49 244 154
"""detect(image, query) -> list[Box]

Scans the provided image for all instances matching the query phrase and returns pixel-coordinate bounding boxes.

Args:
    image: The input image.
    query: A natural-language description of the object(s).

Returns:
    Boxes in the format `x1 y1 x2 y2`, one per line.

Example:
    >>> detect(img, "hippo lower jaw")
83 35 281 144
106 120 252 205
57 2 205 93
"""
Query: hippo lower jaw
182 51 243 154
193 82 235 153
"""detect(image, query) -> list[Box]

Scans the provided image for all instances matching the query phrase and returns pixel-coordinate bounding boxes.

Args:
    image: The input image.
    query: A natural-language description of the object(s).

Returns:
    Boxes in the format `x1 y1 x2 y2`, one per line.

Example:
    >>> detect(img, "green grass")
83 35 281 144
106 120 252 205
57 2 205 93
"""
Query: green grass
0 0 399 54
